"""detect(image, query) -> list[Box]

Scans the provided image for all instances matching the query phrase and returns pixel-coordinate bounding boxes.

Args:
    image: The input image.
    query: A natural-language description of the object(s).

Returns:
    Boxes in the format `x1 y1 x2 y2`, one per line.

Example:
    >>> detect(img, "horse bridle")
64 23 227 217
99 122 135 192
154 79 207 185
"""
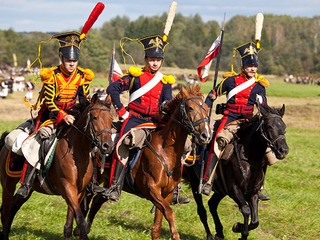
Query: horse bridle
71 105 113 151
174 96 210 136
86 106 113 147
257 114 286 151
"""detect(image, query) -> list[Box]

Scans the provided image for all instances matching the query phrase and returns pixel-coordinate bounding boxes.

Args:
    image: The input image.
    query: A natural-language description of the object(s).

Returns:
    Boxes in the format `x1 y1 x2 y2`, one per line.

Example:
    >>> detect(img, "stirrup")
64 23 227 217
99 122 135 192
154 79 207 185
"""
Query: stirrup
102 186 121 202
170 194 190 205
201 182 212 196
16 184 31 198
87 183 106 195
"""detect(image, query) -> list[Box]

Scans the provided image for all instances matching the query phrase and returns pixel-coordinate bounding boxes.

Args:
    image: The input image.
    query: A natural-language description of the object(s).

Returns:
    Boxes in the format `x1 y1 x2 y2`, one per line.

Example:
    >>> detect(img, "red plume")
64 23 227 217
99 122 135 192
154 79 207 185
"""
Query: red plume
81 2 105 36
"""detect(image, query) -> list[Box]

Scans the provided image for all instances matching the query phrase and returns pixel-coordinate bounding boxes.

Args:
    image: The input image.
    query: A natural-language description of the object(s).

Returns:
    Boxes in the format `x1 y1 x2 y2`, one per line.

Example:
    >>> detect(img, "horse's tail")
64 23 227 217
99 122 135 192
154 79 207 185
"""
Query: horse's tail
0 131 9 150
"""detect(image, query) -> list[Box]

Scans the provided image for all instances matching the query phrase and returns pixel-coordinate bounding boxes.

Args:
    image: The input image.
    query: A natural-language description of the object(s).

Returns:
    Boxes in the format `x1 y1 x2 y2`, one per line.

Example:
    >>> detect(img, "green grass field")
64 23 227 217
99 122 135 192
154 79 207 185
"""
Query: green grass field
0 76 319 239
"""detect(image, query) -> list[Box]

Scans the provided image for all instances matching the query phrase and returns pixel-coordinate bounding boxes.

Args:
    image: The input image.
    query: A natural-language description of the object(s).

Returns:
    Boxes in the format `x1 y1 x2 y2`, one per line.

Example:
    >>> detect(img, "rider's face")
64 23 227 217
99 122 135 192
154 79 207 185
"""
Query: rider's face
62 59 78 74
243 65 258 78
145 57 163 72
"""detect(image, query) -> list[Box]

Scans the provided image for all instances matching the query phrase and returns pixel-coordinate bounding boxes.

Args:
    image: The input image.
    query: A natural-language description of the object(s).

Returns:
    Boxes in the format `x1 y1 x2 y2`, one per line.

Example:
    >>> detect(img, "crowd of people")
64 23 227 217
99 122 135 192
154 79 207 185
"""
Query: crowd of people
0 70 35 99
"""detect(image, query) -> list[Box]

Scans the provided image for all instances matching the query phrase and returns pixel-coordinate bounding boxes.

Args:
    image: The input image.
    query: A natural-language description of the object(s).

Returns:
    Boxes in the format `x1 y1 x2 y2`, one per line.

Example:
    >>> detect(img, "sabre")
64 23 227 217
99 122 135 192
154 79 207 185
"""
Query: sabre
163 1 178 42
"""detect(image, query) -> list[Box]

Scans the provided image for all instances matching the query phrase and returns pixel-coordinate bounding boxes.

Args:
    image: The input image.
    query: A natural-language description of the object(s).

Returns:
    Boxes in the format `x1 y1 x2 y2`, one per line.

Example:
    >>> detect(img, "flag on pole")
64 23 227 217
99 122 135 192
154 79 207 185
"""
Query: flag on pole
111 59 123 82
197 31 222 82
108 42 123 83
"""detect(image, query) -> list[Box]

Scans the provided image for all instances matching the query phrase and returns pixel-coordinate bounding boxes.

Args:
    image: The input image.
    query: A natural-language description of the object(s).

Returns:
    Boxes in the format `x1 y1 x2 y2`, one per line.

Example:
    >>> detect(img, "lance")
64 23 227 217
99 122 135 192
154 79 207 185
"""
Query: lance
108 42 116 85
198 14 226 194
209 13 226 119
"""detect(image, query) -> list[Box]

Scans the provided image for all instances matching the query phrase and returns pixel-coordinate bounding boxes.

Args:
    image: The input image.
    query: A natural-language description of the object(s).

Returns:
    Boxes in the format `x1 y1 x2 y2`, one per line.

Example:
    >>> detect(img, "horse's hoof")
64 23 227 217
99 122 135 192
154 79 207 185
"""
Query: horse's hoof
73 227 80 237
232 222 242 233
214 233 224 240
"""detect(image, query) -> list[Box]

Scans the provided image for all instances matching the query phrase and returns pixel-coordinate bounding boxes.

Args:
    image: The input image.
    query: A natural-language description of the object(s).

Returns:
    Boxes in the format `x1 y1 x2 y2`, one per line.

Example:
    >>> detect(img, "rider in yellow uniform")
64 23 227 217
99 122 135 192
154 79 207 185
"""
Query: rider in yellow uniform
16 32 96 198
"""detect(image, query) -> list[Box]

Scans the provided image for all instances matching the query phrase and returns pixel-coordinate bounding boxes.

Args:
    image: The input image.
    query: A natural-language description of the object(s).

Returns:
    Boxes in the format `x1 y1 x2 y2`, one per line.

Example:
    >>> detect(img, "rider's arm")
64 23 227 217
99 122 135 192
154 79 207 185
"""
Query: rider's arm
106 75 132 119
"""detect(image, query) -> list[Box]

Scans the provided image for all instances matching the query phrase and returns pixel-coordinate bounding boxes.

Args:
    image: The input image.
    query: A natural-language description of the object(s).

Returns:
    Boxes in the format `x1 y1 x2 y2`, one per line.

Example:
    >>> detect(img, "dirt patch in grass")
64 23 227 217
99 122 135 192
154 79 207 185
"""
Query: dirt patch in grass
0 86 319 131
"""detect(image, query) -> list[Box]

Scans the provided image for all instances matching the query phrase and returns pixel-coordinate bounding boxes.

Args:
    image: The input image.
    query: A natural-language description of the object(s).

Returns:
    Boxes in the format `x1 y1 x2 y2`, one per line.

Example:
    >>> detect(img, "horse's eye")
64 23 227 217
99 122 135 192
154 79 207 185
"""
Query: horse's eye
187 106 194 111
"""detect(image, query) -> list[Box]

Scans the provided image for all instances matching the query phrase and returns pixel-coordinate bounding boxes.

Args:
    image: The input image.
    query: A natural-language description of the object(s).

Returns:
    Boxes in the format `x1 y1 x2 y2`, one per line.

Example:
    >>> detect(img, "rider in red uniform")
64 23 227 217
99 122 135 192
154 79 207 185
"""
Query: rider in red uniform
106 34 189 202
201 42 274 198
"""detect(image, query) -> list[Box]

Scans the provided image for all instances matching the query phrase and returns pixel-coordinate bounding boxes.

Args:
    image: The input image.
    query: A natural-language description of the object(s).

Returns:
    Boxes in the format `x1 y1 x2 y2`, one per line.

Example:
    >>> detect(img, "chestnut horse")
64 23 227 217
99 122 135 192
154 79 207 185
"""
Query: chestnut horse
75 85 212 240
0 94 114 240
183 101 289 240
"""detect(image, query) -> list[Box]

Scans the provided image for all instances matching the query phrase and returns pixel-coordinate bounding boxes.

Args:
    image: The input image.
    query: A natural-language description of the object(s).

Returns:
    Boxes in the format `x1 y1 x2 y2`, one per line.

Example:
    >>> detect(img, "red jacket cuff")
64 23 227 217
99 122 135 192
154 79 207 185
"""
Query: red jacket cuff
56 110 67 125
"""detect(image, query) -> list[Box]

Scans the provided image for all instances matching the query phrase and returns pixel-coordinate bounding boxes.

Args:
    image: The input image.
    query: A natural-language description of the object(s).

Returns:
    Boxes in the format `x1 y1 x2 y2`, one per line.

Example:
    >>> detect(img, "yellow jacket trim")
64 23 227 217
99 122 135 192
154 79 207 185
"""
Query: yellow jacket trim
40 67 57 84
78 67 94 84
161 75 175 85
128 66 143 77
255 73 270 87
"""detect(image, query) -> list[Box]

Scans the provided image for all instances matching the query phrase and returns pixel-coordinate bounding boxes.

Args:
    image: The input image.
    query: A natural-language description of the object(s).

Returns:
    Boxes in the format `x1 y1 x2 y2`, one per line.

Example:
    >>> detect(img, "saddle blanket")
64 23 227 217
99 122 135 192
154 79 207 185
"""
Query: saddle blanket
5 151 24 177
116 122 156 165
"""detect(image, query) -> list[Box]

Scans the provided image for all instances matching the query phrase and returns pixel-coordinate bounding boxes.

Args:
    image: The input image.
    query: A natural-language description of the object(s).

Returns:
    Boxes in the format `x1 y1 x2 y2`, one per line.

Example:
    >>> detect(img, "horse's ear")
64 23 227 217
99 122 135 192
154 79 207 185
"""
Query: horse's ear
279 104 285 117
91 93 99 104
105 94 112 106
180 84 189 99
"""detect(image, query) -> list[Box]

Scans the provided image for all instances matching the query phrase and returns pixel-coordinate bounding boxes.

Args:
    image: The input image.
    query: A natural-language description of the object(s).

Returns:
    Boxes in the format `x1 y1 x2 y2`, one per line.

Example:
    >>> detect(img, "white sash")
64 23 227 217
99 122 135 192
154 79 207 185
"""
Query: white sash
129 71 163 103
227 77 256 101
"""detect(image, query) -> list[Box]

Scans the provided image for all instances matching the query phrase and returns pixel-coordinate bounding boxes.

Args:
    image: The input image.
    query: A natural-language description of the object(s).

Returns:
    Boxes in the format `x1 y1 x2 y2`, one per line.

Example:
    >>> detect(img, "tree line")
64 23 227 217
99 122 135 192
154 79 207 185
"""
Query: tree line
0 13 319 77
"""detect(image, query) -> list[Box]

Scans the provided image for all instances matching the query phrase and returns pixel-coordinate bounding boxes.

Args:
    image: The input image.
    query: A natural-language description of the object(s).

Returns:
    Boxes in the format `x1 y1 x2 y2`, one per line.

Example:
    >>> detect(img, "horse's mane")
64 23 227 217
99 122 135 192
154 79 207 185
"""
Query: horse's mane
155 84 203 123
238 103 282 133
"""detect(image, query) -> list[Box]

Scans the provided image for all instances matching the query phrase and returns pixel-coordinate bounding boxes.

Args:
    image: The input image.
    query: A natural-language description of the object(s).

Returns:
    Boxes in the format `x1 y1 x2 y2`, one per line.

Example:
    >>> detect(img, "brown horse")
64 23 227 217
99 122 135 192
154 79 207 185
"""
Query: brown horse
183 101 289 240
75 85 212 240
0 94 114 240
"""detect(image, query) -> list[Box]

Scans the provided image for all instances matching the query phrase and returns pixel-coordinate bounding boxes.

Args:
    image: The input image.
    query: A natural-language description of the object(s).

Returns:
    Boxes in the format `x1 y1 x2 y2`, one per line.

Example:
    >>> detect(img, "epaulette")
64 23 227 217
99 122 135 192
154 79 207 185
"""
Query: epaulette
255 73 270 87
161 75 175 85
222 71 237 79
128 66 143 77
40 67 57 84
78 67 94 83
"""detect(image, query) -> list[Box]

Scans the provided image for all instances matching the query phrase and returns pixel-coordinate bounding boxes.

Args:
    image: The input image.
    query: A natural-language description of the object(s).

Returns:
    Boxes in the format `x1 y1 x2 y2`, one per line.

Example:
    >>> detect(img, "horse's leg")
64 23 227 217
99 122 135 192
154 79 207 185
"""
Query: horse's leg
63 186 88 240
152 207 164 240
0 179 17 237
189 179 214 240
73 193 93 237
151 192 180 240
74 193 107 237
248 194 259 231
208 192 225 240
64 206 74 240
1 191 33 239
231 188 250 240
86 193 108 230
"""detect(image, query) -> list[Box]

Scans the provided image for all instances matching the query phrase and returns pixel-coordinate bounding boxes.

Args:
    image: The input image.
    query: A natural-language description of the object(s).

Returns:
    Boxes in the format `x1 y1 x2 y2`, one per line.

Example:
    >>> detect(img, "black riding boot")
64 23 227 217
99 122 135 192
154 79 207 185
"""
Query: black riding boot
16 163 36 198
170 183 190 205
87 158 106 195
201 154 218 196
106 160 126 202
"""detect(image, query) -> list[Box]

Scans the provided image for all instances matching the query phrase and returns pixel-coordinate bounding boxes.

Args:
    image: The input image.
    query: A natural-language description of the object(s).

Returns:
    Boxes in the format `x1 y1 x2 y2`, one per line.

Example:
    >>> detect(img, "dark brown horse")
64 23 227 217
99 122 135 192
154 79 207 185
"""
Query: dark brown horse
75 85 212 240
183 101 289 240
0 94 114 240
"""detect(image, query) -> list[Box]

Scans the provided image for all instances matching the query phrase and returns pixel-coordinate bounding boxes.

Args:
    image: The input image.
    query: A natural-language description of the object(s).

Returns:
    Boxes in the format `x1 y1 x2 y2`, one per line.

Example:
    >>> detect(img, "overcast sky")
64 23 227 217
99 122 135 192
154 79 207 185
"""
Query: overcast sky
1 0 319 32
